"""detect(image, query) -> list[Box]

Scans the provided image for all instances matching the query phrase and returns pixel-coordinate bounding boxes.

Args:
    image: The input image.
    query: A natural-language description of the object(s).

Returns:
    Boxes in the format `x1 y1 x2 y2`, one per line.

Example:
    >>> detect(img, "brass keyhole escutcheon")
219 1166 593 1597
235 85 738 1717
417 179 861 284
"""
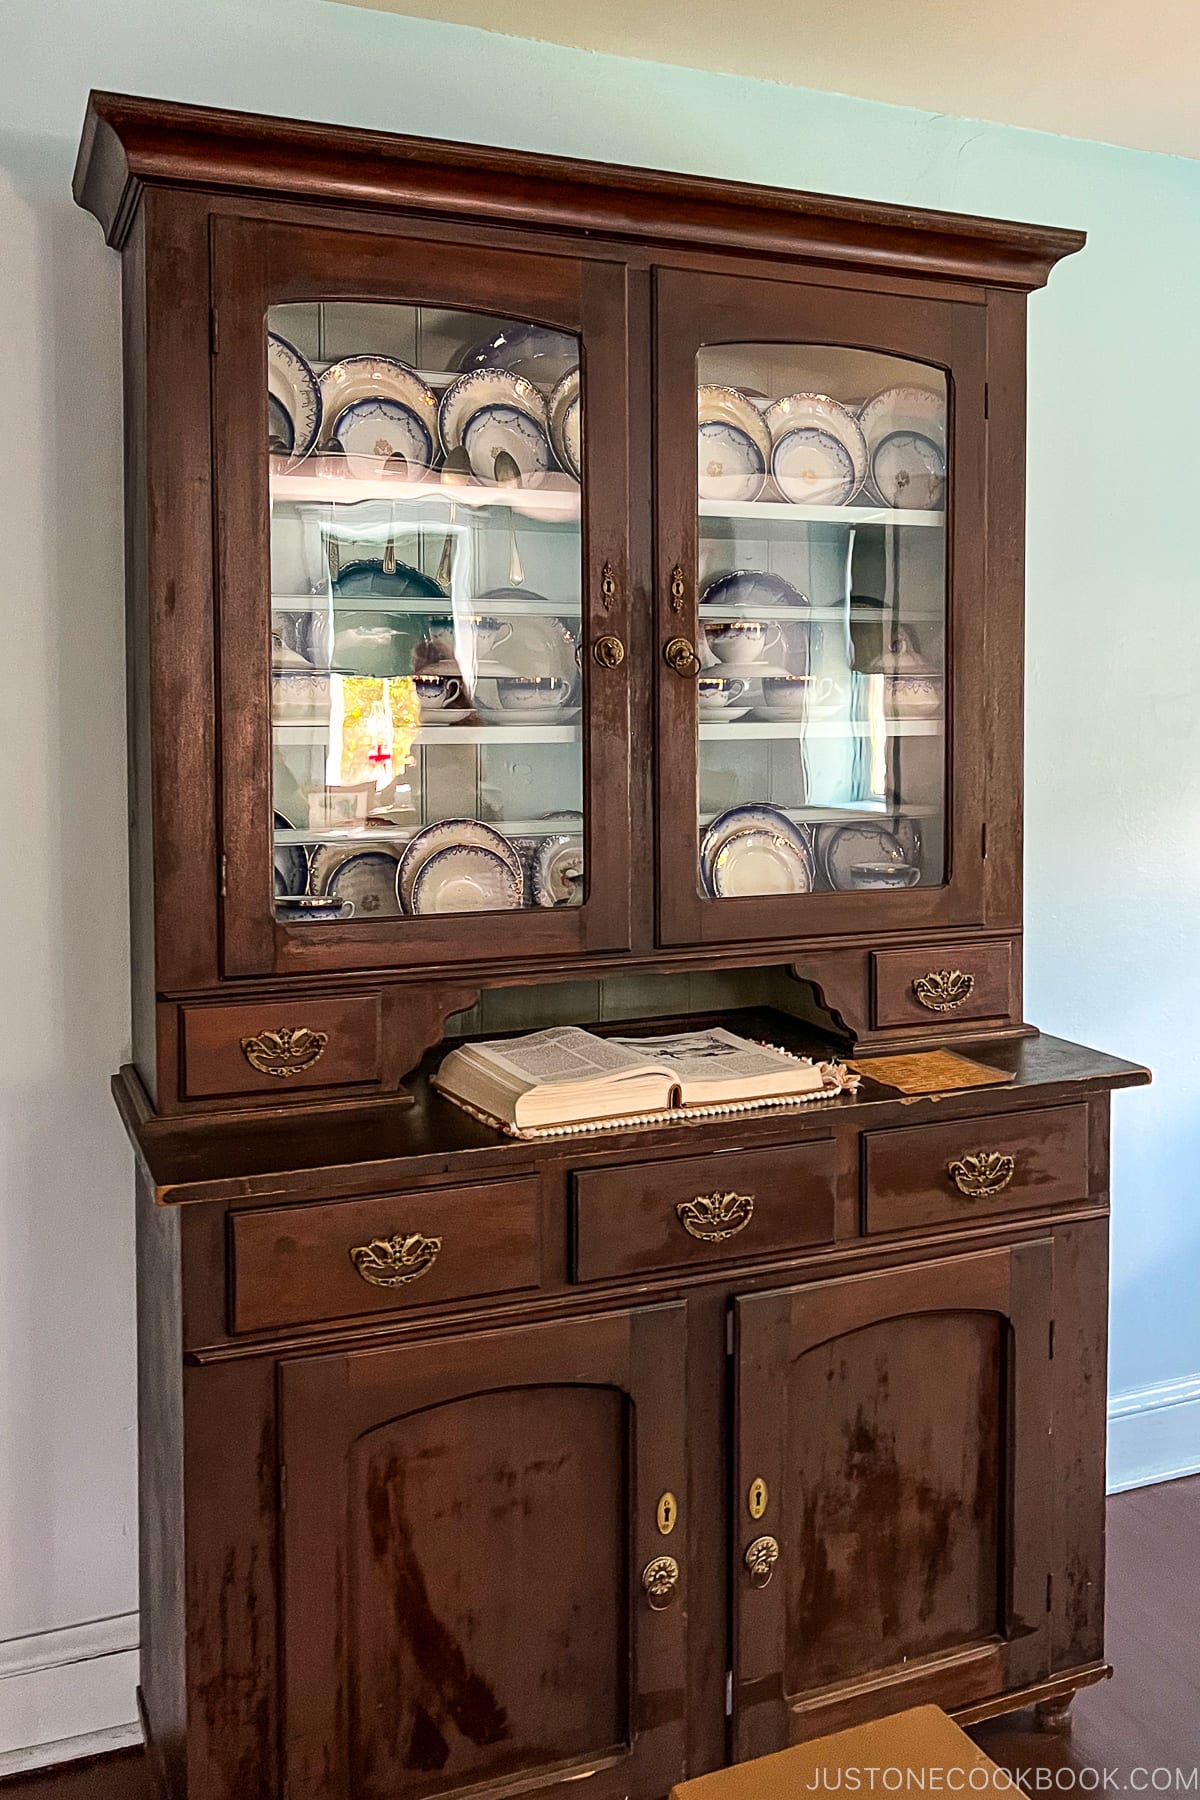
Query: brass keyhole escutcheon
664 636 700 677
642 1555 680 1610
745 1535 780 1588
600 561 618 609
670 564 687 614
656 1492 678 1536
748 1477 768 1520
592 633 626 669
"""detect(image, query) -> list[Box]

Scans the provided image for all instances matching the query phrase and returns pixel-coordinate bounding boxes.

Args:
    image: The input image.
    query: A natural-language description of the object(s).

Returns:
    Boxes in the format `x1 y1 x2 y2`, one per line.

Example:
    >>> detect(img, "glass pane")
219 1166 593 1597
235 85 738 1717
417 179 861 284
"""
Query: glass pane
695 345 947 900
267 302 584 923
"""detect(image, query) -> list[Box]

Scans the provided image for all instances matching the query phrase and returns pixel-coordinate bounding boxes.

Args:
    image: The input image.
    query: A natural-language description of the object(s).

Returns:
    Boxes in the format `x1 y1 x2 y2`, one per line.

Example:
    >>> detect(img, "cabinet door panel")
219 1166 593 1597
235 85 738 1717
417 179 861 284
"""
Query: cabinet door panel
281 1304 686 1800
733 1244 1052 1751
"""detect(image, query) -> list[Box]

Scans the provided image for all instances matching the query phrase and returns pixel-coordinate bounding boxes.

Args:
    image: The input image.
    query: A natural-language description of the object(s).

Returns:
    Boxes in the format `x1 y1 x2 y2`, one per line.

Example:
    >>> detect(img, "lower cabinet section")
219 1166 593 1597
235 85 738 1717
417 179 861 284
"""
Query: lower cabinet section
732 1241 1054 1751
277 1304 689 1800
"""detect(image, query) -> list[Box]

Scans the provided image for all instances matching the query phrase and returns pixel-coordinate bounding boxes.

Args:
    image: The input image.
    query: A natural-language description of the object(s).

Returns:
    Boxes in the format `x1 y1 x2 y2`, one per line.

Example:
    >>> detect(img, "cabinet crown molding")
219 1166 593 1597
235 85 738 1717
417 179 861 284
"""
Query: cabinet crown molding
74 89 1085 285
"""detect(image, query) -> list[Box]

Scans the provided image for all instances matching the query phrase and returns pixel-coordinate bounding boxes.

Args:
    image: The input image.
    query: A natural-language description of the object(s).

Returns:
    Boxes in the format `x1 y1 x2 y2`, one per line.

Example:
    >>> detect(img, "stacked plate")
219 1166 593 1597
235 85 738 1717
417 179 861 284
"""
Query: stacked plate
697 386 772 503
319 355 440 480
857 385 946 510
700 806 815 898
764 393 868 506
267 333 322 464
396 819 525 915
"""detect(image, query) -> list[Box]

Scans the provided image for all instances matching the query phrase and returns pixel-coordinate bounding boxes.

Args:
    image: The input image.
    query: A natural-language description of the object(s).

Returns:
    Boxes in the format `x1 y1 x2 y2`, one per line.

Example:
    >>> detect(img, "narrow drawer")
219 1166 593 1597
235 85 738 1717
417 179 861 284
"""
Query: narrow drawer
181 994 382 1100
864 1103 1089 1234
229 1175 542 1333
872 940 1014 1030
571 1142 836 1283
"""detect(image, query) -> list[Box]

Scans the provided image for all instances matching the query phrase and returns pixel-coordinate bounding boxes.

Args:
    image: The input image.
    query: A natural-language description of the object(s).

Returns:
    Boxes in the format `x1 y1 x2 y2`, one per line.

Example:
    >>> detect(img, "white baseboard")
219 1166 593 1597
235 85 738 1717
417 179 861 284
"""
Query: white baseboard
0 1613 140 1773
1107 1372 1200 1493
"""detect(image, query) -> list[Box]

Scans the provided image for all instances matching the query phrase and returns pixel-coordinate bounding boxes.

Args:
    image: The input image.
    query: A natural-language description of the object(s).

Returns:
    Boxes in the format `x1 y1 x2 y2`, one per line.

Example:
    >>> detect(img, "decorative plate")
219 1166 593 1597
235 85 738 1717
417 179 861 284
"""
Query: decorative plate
462 403 555 485
700 804 814 897
474 600 580 684
701 570 810 613
272 811 309 898
397 818 523 913
548 368 583 478
319 353 438 461
858 384 946 457
819 821 913 891
331 560 447 602
457 323 578 386
267 332 321 461
710 828 813 898
330 397 436 480
870 429 946 510
697 386 772 503
274 893 354 922
267 393 295 454
323 847 403 919
410 844 524 914
763 393 867 503
438 368 550 456
531 835 585 907
770 424 858 506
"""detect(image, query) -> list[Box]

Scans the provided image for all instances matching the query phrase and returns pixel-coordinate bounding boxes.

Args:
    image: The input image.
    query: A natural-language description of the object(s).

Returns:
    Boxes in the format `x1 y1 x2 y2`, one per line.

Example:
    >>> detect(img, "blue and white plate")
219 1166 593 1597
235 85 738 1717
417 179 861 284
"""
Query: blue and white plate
318 355 438 472
272 811 309 897
274 893 354 922
870 429 946 510
818 822 912 891
268 393 295 454
531 835 584 907
463 403 555 486
439 368 549 457
397 818 523 913
548 368 583 479
458 323 578 387
697 386 772 503
764 393 867 505
701 570 810 613
411 844 524 914
700 804 815 898
323 847 403 919
267 331 321 461
331 397 436 480
710 827 813 898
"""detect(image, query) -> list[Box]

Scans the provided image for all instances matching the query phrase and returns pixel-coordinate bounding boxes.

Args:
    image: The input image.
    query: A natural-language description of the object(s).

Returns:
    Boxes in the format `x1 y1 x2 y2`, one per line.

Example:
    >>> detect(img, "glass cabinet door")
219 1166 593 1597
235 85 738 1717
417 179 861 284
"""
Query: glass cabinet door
212 220 631 976
654 268 987 947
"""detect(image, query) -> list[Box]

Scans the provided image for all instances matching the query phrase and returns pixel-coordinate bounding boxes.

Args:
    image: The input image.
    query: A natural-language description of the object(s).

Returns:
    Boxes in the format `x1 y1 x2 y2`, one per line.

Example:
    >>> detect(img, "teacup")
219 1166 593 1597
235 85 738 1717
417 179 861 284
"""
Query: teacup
703 620 782 667
414 674 463 712
495 675 574 713
882 673 943 720
758 674 835 720
469 615 513 660
848 860 921 889
697 676 750 710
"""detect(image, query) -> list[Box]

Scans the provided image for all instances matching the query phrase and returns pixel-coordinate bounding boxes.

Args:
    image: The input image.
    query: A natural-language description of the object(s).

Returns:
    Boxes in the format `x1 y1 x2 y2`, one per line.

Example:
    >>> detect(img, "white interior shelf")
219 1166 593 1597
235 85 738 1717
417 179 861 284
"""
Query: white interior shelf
271 594 581 616
271 462 582 519
699 717 942 740
699 498 944 529
273 720 580 745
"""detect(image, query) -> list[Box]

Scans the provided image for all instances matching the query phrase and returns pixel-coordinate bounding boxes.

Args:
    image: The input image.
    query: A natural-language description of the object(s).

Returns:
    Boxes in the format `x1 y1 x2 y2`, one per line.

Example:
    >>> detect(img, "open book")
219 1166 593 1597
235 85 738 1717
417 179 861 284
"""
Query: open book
434 1025 827 1131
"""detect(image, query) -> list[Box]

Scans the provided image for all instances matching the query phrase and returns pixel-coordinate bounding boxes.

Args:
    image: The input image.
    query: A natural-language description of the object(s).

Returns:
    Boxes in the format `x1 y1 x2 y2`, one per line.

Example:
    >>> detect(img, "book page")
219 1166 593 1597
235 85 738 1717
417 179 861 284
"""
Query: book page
606 1027 806 1086
468 1027 663 1087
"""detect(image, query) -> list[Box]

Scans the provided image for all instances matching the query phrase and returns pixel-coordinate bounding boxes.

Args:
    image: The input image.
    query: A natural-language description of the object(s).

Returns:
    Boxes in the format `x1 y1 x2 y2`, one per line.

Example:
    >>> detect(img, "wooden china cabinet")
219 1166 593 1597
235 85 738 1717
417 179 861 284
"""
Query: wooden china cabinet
75 93 1146 1800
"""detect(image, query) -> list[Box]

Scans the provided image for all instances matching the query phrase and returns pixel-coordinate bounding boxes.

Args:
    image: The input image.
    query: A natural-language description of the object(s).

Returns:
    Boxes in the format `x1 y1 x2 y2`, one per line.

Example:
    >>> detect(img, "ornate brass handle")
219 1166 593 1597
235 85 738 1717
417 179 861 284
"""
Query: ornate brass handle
676 1191 755 1242
913 969 975 1013
664 636 700 677
240 1026 328 1079
948 1152 1016 1199
641 1555 680 1610
592 633 626 669
350 1232 442 1288
744 1535 780 1588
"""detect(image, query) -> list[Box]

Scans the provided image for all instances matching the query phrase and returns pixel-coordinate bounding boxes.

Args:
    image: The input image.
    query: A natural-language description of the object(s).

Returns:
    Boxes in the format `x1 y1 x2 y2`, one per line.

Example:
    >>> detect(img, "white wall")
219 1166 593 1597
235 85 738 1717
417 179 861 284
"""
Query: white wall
1 0 1194 1764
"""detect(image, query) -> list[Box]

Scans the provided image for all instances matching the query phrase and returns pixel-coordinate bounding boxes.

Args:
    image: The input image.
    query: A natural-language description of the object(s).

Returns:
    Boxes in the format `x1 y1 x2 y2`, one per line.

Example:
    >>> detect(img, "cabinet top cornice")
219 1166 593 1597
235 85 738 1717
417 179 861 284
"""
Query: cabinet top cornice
74 90 1084 286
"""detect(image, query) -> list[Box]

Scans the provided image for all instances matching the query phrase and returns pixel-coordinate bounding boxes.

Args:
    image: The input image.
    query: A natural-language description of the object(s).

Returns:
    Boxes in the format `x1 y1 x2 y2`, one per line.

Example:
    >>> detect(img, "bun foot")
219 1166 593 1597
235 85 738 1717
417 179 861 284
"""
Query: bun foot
1034 1694 1074 1734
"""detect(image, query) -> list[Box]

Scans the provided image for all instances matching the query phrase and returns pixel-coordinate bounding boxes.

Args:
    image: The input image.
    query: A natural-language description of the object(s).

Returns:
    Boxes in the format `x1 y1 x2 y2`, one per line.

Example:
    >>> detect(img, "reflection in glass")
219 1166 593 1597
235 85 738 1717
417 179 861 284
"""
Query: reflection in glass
694 345 948 900
267 302 585 923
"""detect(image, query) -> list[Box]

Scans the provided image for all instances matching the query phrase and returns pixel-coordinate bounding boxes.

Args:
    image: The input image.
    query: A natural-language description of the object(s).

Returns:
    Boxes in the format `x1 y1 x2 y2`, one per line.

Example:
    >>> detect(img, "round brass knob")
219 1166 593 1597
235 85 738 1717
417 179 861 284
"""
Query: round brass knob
592 633 626 669
744 1535 780 1588
641 1554 680 1610
664 636 700 677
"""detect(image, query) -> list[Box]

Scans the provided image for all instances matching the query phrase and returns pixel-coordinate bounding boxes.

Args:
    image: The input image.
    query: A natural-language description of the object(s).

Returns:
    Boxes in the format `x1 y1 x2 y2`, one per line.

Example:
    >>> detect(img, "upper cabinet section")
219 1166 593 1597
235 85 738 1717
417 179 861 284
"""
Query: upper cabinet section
74 93 1084 995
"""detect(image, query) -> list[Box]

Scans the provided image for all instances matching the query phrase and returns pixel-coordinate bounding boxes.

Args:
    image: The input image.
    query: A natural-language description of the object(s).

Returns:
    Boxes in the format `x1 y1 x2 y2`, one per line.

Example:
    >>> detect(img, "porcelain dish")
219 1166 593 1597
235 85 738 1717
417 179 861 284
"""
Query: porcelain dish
267 331 322 461
857 385 946 501
438 369 551 472
324 848 404 918
396 818 524 913
318 355 438 475
458 324 578 386
763 393 867 504
272 811 309 897
710 827 813 897
531 835 584 907
701 570 810 614
410 844 524 913
700 804 815 897
548 368 583 479
870 428 946 510
697 385 772 503
818 821 920 891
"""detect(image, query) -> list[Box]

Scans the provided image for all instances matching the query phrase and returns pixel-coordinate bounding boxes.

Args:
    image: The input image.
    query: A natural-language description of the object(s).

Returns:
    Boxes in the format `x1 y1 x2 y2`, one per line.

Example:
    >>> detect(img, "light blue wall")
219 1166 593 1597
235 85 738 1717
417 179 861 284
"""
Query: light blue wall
0 0 1193 1733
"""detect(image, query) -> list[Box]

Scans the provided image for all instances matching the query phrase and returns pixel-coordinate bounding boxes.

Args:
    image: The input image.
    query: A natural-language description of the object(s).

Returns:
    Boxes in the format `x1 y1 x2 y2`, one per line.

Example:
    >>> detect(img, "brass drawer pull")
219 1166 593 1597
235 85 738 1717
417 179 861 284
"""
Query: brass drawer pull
948 1152 1016 1199
240 1026 328 1079
664 635 700 677
676 1190 754 1242
913 969 975 1013
642 1555 680 1610
592 633 625 669
350 1231 442 1288
744 1535 780 1588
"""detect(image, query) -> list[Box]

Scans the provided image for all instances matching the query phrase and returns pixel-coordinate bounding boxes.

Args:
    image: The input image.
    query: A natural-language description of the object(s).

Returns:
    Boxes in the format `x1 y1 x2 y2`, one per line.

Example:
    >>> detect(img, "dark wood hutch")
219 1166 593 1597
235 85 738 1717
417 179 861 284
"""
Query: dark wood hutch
75 92 1146 1800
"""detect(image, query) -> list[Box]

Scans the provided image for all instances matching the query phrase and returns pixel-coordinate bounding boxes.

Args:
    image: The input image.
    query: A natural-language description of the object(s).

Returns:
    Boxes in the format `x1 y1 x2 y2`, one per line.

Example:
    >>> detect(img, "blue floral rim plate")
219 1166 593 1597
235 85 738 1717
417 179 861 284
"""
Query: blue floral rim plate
699 805 814 898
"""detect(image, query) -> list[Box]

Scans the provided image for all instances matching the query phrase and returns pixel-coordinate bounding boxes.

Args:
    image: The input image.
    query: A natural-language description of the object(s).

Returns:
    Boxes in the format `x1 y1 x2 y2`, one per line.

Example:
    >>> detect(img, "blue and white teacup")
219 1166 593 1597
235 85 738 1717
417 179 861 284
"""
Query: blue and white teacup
697 676 750 710
703 620 783 666
414 674 463 712
495 675 574 713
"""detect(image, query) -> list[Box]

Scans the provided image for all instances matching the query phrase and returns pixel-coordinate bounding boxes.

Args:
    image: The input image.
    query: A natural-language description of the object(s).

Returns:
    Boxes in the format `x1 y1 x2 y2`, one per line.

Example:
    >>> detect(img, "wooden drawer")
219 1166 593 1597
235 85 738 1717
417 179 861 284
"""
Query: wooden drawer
872 940 1014 1030
229 1176 541 1333
181 995 382 1100
571 1142 836 1283
864 1103 1090 1234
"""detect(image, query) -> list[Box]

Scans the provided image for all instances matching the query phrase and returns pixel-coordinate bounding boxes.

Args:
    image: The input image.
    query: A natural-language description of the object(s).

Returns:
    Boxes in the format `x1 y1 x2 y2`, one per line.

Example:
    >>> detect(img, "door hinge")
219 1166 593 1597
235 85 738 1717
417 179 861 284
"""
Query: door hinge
1049 1319 1055 1360
1046 1571 1053 1613
725 1671 733 1717
279 1462 287 1512
983 381 989 420
209 307 219 356
219 853 228 899
981 821 988 861
725 1312 735 1356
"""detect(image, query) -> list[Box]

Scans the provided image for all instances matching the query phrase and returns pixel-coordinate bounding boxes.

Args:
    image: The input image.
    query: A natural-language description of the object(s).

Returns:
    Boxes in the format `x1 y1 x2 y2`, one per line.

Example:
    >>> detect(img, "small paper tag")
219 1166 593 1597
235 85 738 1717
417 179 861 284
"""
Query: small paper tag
847 1050 1013 1096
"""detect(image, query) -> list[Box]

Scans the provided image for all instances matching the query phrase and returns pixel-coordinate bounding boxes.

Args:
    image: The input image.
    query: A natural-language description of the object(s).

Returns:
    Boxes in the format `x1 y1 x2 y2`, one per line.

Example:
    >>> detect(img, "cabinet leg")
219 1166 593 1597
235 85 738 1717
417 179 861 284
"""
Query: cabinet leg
1034 1693 1075 1734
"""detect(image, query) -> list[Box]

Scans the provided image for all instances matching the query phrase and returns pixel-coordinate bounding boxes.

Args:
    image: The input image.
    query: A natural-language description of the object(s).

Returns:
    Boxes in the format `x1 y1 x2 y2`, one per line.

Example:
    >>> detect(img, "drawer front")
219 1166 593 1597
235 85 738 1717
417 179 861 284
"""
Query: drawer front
181 995 382 1100
864 1103 1090 1234
571 1142 836 1283
230 1175 541 1333
872 940 1014 1030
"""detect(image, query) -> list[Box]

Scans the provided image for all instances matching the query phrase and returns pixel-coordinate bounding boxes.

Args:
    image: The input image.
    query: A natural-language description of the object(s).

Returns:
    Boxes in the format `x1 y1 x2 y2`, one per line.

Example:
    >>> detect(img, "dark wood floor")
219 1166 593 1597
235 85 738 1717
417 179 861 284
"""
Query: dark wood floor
6 1476 1198 1796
